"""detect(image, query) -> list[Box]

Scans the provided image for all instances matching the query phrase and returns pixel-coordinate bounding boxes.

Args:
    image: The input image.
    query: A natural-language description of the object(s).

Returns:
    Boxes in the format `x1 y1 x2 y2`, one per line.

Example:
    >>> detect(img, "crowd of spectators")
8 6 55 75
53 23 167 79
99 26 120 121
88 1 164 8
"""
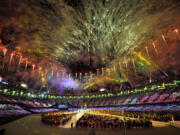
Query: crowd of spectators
29 108 59 113
83 88 180 107
89 102 180 113
0 95 54 108
0 85 180 109
0 85 179 121
0 104 31 125
49 87 180 108
0 104 30 117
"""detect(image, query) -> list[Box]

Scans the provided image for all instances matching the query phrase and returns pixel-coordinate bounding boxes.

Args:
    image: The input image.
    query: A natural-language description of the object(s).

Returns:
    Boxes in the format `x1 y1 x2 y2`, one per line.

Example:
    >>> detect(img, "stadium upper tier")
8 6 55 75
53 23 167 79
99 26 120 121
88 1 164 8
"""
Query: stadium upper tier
0 80 180 99
0 81 180 112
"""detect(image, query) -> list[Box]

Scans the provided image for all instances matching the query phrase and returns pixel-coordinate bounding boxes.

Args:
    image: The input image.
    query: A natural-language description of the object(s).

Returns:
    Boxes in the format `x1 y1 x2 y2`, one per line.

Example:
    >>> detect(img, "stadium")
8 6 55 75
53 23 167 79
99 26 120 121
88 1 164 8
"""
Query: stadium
0 0 180 135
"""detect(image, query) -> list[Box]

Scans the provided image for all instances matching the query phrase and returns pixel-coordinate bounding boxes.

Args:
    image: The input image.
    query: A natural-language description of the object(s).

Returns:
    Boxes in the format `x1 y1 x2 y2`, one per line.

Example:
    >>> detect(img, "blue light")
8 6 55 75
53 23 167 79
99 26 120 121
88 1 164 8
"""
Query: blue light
60 77 79 93
1 81 8 85
60 77 77 90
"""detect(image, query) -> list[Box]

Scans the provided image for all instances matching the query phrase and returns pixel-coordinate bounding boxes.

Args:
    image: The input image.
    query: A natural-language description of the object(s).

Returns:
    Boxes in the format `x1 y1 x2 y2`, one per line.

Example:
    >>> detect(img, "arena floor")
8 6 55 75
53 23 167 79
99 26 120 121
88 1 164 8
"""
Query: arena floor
0 114 179 135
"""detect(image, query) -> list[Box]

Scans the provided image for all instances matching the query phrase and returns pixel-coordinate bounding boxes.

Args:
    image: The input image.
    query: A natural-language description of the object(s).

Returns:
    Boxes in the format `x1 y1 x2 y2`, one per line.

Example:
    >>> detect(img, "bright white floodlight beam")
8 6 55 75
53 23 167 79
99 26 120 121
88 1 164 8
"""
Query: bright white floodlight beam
100 88 105 92
21 83 28 88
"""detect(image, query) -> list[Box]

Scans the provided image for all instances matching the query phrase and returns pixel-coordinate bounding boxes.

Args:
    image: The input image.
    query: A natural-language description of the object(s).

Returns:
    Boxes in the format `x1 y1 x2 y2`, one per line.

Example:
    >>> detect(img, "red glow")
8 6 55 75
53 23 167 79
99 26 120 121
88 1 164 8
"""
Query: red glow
174 29 178 33
10 52 14 56
32 64 35 70
3 48 7 54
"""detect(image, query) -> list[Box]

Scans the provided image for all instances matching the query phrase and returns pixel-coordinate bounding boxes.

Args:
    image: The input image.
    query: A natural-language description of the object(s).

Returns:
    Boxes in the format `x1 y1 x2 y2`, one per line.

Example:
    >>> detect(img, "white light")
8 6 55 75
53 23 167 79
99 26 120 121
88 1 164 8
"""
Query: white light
0 76 2 82
1 81 8 85
21 83 27 88
100 88 105 92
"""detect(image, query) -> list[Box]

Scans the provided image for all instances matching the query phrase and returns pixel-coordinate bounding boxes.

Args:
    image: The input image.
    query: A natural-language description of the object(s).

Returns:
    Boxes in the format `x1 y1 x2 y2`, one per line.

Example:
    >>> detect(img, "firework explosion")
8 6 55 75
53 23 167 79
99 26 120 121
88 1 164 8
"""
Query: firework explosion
0 0 179 92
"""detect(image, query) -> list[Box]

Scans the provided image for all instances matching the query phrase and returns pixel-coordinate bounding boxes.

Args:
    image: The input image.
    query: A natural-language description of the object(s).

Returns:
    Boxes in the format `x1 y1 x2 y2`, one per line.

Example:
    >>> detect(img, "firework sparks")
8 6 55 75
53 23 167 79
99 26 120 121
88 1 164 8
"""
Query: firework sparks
0 0 179 91
145 46 150 57
161 34 167 46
